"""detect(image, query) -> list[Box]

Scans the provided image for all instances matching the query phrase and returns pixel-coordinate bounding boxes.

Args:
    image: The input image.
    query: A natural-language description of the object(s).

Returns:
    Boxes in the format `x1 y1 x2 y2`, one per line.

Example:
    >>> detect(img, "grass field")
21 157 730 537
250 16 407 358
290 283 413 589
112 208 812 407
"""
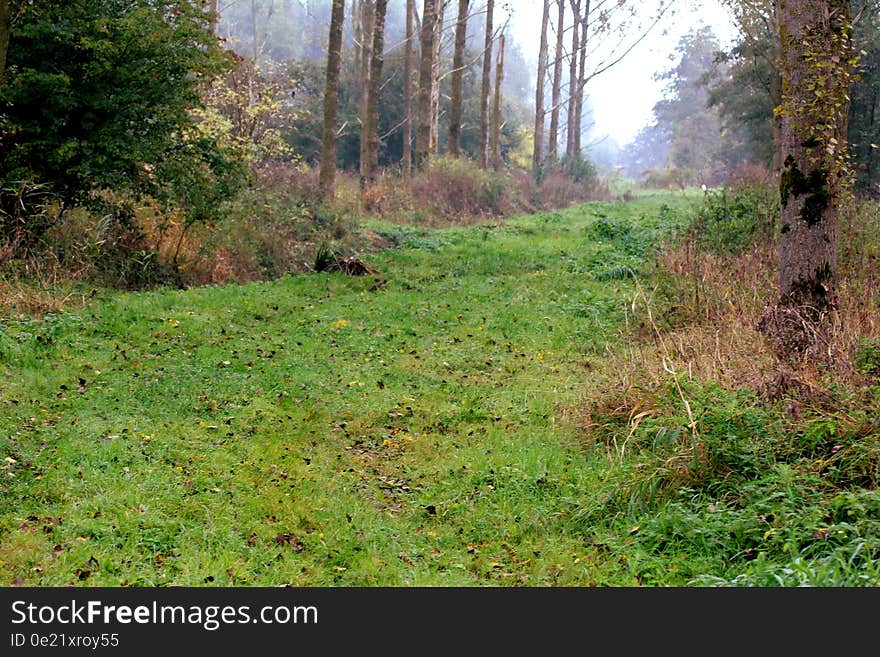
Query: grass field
3 191 879 587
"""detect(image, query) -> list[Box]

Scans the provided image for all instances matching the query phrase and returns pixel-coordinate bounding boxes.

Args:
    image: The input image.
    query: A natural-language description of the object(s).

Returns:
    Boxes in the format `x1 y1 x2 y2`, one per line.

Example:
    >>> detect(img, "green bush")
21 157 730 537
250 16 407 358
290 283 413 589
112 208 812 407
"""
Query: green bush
687 181 779 254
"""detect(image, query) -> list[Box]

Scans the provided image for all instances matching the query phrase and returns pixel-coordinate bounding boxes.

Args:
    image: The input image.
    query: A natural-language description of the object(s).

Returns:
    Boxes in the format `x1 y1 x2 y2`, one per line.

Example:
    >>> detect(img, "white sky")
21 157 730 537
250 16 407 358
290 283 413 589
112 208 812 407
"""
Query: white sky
505 0 739 146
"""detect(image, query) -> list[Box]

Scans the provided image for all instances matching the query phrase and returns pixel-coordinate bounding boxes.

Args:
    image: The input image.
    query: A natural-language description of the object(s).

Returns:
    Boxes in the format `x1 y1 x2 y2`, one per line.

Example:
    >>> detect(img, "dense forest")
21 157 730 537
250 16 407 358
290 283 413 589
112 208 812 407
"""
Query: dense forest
1 0 880 597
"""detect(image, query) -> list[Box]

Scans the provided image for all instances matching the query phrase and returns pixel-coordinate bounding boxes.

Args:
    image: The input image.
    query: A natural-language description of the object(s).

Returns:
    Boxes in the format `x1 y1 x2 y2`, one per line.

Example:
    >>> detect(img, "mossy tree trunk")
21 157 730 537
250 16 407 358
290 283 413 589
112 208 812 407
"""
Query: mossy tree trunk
319 0 347 196
768 0 853 360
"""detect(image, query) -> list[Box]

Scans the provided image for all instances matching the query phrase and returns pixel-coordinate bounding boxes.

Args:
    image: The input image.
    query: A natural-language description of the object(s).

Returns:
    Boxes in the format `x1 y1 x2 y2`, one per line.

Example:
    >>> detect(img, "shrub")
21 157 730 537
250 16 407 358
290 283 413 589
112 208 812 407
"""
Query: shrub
408 157 509 222
0 181 56 260
686 179 779 255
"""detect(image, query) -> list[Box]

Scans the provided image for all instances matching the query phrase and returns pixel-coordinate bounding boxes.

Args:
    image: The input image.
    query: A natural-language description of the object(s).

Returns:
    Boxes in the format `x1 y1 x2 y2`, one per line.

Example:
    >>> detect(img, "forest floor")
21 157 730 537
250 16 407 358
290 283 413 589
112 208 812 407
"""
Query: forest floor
2 190 879 587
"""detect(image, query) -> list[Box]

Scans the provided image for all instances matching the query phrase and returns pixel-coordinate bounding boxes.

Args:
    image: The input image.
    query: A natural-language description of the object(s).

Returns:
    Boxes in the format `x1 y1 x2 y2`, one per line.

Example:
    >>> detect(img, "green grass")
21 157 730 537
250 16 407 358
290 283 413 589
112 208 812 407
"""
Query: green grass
2 190 879 587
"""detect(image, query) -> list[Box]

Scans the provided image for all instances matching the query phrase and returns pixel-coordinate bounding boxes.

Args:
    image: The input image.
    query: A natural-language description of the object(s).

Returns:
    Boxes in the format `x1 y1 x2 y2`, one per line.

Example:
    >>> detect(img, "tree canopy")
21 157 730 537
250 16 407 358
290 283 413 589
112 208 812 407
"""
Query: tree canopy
0 0 243 215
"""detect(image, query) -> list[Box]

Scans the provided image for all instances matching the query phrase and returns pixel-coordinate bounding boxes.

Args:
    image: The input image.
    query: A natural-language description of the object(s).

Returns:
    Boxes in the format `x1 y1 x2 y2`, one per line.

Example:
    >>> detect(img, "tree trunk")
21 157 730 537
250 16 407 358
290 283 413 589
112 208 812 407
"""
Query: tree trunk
548 0 565 163
479 0 494 169
448 0 470 158
319 0 347 196
566 0 580 158
771 70 783 172
363 0 389 187
430 0 446 153
353 0 362 79
533 0 551 175
767 0 853 360
0 0 12 81
359 0 376 183
573 0 589 157
403 0 415 176
415 0 437 170
491 32 505 171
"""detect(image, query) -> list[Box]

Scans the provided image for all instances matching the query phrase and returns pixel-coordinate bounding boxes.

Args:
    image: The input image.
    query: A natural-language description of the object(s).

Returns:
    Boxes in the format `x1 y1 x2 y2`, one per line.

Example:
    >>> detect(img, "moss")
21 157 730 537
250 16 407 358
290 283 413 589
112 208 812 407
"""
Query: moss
779 155 830 226
785 261 835 312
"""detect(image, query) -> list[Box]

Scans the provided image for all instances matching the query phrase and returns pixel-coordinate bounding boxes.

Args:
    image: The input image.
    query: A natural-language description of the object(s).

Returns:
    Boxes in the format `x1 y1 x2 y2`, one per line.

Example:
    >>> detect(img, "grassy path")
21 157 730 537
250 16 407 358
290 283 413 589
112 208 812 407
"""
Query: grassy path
0 194 693 586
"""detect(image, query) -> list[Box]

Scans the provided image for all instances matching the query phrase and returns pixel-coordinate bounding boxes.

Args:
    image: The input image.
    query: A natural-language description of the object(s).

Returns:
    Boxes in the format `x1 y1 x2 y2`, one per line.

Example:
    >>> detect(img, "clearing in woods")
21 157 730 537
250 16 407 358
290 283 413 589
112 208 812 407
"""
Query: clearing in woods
0 193 695 586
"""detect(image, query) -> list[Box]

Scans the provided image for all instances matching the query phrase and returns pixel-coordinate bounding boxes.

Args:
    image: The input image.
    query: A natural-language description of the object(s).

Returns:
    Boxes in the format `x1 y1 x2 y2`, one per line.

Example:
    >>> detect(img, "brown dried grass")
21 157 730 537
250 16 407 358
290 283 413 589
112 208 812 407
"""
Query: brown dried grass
581 194 880 455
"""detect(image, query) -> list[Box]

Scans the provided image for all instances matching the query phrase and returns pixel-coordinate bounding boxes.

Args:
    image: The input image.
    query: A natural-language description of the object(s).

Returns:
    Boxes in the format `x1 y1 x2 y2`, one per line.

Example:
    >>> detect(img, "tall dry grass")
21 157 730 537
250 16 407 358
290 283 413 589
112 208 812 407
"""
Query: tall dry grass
582 181 880 457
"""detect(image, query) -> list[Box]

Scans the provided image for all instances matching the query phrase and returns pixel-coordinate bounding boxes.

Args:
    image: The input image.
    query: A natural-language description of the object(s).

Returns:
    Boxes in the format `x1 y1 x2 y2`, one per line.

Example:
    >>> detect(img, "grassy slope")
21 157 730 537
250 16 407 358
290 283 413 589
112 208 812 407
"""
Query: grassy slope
5 191 875 587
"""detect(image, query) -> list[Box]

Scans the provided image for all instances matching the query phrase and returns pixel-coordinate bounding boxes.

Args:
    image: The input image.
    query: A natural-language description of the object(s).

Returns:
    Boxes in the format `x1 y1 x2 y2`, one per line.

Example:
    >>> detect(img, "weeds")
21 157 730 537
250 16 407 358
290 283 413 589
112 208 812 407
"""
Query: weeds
576 175 880 586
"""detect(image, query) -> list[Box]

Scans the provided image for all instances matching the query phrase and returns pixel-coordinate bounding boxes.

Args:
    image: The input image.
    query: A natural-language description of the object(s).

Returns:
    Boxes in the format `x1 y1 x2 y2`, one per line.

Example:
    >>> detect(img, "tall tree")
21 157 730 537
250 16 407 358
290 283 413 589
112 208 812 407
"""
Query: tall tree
566 0 580 157
430 0 447 153
548 0 565 162
320 0 347 195
766 0 854 359
533 0 551 174
415 0 437 169
403 0 415 175
479 0 494 168
573 0 590 157
353 0 363 77
491 31 505 170
363 0 389 186
359 0 376 180
0 0 14 80
448 0 470 157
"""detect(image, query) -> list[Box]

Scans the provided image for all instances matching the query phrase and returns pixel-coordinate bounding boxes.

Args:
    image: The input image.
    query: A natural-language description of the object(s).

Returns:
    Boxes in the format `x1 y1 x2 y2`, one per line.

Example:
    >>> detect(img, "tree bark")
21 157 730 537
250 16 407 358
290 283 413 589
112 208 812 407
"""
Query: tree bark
430 0 446 153
491 32 505 171
0 0 12 81
359 0 376 182
319 0 347 196
533 0 551 175
767 0 853 360
403 0 415 175
566 0 580 158
415 0 437 170
771 71 783 172
353 0 362 79
363 0 389 186
548 0 565 163
573 0 589 157
479 0 494 169
448 0 470 158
